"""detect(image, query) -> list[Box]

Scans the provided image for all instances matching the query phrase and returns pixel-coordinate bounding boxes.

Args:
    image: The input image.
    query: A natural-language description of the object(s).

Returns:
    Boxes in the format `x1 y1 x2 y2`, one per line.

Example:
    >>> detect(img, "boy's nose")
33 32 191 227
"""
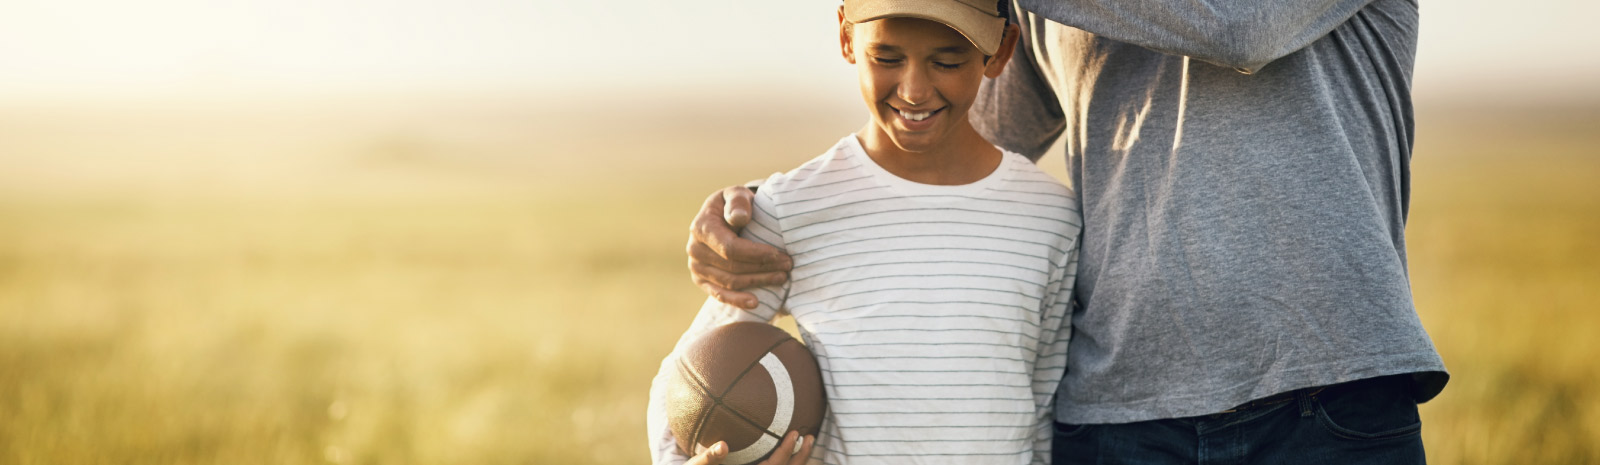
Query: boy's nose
897 67 935 107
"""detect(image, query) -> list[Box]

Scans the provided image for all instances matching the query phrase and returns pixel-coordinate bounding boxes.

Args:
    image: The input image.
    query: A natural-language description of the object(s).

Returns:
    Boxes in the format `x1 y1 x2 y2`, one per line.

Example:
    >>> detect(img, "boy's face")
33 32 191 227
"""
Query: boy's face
840 14 1008 154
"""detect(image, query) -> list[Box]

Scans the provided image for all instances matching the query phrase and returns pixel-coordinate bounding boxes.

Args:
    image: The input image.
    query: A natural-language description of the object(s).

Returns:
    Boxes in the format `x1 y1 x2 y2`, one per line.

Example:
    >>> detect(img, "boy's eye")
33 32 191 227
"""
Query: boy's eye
934 61 965 70
872 56 904 65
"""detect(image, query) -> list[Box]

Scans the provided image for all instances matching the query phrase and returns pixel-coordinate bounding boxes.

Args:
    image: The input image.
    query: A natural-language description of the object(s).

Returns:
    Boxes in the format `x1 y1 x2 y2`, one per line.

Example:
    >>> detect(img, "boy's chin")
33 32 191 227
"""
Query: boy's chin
884 133 941 153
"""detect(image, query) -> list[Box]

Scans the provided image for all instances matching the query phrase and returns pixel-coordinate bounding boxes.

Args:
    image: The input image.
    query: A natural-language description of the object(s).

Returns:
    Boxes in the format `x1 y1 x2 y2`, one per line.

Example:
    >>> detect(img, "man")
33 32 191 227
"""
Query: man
686 0 1447 462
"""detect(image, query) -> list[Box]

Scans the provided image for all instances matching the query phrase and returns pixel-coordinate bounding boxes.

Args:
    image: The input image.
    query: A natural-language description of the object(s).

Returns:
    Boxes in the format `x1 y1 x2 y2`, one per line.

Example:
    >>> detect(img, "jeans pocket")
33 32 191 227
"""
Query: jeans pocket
1312 377 1423 441
1053 421 1093 439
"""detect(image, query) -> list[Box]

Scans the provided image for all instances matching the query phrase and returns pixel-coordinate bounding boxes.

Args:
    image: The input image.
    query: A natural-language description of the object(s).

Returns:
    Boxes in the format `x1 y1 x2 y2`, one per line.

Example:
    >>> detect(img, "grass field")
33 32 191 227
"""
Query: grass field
0 96 1596 464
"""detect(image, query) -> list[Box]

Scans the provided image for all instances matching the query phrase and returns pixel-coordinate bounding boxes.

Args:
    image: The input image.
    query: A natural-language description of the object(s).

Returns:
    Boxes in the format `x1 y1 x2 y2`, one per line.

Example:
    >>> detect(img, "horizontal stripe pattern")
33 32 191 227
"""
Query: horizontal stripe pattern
649 135 1079 465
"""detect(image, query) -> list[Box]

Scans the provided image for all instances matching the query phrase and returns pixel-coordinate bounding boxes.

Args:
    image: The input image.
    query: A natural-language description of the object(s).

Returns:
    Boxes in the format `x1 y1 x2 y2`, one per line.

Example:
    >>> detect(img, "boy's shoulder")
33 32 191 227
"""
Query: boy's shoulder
755 136 867 200
994 150 1078 202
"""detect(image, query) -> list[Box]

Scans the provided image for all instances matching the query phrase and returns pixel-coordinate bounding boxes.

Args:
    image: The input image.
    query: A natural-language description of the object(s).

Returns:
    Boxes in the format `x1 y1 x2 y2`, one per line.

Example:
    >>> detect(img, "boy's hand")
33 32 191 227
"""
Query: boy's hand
687 186 794 309
685 433 816 465
759 432 816 465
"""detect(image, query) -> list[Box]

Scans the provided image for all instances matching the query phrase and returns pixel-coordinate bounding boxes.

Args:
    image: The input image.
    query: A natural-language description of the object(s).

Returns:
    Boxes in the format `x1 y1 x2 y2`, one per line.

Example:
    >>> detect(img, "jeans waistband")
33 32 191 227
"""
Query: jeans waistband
1220 374 1409 414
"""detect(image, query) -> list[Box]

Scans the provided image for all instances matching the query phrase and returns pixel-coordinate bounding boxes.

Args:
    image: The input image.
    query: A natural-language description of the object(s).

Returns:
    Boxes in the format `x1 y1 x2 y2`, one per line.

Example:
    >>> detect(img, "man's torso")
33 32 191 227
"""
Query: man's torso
975 0 1447 424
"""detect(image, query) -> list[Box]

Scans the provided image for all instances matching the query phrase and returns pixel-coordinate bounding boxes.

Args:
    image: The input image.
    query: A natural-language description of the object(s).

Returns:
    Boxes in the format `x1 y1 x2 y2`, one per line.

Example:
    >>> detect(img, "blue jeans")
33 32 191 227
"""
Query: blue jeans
1052 375 1426 465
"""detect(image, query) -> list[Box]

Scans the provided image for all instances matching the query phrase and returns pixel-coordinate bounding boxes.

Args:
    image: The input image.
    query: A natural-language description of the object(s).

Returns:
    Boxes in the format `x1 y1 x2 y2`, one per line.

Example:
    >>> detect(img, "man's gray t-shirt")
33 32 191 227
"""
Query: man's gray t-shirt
971 0 1447 424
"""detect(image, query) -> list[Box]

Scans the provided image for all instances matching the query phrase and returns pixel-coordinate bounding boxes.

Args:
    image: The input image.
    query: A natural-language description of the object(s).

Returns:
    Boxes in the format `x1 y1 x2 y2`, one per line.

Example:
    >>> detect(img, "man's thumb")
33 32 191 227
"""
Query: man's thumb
725 201 751 229
723 187 754 229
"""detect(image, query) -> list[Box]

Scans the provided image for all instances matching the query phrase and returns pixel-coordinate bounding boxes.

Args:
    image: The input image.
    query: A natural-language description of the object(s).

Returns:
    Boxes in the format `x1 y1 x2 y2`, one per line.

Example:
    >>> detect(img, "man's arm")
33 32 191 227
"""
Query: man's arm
1017 0 1380 73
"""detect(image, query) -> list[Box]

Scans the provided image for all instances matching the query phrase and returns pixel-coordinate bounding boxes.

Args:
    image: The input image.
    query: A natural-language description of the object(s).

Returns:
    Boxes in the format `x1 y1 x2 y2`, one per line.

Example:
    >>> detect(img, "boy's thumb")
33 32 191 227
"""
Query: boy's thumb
688 442 728 465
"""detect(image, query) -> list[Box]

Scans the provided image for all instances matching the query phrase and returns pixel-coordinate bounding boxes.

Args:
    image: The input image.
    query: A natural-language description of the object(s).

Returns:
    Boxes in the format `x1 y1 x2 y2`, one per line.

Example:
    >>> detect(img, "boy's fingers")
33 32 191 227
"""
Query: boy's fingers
789 435 816 465
685 441 728 465
760 432 800 465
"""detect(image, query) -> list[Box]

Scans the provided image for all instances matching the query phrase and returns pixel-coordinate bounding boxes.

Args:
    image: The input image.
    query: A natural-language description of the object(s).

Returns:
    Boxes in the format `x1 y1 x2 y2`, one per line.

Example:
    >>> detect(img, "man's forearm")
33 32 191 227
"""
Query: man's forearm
1017 0 1376 73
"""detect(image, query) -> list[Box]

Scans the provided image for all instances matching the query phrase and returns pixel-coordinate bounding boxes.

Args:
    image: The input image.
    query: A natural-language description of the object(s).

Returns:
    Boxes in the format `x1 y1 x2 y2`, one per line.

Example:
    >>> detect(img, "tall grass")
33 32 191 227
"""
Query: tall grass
0 98 1594 464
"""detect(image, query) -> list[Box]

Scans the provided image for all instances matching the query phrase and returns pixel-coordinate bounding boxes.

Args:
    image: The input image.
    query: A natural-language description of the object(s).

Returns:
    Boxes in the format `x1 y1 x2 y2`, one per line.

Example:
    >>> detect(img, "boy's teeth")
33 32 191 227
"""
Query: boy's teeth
899 109 932 121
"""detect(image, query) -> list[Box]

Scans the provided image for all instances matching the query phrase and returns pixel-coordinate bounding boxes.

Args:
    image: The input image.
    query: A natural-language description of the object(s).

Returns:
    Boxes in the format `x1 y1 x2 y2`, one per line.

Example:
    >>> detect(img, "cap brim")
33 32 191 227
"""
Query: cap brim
845 1 1005 56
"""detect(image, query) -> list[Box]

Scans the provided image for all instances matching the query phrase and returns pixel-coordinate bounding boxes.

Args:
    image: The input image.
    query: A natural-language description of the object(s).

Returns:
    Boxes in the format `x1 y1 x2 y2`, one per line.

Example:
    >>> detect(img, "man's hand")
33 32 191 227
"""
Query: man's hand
684 433 816 465
687 186 794 309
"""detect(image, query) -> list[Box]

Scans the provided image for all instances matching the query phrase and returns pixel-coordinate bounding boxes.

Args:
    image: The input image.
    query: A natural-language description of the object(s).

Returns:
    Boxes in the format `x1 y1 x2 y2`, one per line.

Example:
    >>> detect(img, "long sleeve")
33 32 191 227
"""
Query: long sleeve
647 186 790 465
1029 238 1079 464
1016 0 1379 72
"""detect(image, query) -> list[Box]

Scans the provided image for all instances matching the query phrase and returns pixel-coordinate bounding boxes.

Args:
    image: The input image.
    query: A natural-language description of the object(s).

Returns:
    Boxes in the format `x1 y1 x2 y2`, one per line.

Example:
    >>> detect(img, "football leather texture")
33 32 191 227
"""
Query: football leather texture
666 322 826 464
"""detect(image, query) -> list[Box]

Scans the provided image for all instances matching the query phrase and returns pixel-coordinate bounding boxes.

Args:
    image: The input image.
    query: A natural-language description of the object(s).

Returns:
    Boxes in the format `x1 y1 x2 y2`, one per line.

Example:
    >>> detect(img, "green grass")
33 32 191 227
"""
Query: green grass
0 99 1595 464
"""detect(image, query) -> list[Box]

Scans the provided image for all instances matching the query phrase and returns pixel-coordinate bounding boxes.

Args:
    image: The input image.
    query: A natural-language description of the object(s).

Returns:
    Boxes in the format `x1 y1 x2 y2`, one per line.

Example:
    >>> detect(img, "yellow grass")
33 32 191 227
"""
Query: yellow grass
0 96 1595 464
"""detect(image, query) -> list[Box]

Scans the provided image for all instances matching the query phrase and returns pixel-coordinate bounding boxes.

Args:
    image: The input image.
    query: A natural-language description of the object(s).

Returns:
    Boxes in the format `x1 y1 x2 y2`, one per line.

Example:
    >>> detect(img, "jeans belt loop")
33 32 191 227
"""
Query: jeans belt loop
1297 388 1314 417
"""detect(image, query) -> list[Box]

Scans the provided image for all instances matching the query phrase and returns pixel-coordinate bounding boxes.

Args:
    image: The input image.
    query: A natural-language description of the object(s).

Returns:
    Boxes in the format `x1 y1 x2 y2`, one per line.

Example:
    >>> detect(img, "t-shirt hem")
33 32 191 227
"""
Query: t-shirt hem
1053 352 1448 424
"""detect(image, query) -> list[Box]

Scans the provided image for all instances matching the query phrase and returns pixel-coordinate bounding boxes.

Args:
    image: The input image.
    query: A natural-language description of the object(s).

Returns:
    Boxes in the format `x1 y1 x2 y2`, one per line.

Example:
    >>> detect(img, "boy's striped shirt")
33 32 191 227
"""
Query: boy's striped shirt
650 135 1081 465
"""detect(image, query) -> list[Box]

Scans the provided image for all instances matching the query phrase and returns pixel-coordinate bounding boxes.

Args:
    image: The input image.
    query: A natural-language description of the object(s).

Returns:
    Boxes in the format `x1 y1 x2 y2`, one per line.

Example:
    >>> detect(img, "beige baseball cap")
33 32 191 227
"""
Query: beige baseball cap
843 0 1007 55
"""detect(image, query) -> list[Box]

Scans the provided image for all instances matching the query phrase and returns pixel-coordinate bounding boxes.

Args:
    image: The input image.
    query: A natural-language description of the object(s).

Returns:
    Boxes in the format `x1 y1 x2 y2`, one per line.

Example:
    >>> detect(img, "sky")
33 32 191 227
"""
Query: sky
1 0 1597 105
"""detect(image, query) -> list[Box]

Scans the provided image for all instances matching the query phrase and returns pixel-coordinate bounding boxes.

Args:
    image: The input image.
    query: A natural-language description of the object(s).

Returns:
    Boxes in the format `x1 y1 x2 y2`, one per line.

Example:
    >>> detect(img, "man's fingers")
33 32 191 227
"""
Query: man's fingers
685 185 795 307
690 187 793 270
692 262 787 295
694 215 789 269
689 240 791 276
690 242 789 287
685 441 728 465
697 280 760 310
692 192 741 257
722 186 754 229
717 238 791 271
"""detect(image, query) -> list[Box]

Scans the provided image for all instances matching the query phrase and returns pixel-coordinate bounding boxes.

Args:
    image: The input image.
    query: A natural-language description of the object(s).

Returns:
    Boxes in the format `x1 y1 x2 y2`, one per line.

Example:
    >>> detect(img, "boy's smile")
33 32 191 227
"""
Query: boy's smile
890 103 944 130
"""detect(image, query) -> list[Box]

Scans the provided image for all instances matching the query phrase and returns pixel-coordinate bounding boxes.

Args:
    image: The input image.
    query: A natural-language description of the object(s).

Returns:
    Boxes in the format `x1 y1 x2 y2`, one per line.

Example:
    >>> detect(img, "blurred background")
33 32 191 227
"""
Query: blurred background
1 1 1596 463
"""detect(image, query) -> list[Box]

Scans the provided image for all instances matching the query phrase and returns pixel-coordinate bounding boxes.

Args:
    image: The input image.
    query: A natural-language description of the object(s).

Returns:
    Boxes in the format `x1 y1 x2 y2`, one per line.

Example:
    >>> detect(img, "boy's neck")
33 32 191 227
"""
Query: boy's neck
856 123 1002 186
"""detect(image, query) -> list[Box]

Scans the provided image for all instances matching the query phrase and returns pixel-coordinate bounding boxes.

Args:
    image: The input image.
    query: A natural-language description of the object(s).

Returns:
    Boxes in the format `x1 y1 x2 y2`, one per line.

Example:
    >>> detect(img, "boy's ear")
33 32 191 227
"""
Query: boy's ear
983 23 1022 79
838 7 856 64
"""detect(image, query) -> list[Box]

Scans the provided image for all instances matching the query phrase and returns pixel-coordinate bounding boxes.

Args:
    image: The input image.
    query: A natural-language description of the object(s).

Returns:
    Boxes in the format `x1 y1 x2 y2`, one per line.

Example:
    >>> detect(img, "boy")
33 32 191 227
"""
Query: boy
648 1 1080 463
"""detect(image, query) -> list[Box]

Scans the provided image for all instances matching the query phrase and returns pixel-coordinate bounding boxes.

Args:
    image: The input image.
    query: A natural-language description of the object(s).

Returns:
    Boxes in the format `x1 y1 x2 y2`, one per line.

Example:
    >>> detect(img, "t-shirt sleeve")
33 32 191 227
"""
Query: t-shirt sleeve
645 183 791 464
972 24 1066 162
1030 235 1079 464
